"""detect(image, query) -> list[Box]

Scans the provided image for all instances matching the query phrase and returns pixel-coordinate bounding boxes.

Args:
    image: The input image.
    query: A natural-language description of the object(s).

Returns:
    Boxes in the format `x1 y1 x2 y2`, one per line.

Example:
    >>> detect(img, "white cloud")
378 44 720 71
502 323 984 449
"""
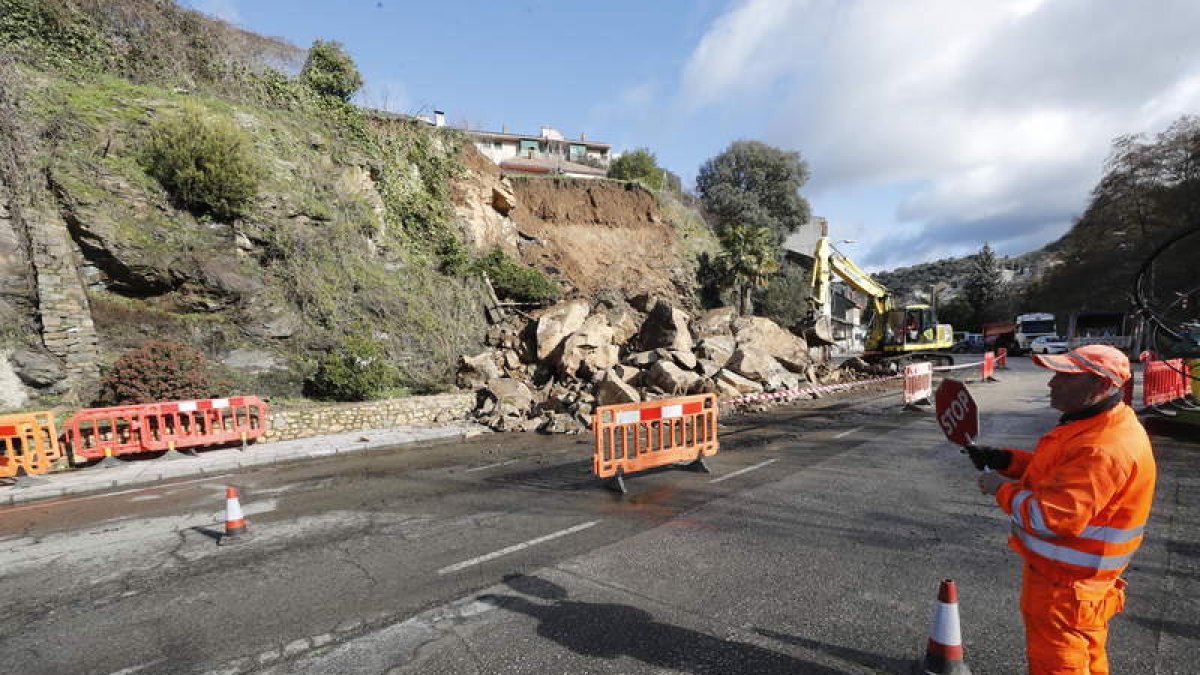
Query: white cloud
680 0 1200 267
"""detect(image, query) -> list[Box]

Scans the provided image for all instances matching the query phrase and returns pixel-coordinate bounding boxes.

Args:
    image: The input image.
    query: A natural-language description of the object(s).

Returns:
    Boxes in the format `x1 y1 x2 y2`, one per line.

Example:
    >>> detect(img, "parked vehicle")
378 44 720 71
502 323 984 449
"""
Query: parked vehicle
981 312 1057 354
952 333 986 353
1030 335 1068 354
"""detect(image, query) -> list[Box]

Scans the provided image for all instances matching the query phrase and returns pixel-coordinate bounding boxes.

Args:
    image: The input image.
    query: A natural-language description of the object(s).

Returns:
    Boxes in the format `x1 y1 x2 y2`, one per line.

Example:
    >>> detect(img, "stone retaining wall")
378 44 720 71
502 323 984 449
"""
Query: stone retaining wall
261 392 476 443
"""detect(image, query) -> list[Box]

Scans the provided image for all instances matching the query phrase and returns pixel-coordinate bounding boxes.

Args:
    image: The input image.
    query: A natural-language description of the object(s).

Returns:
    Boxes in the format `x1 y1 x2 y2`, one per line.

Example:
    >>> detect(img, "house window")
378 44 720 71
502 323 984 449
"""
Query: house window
519 139 539 155
493 141 502 150
569 144 586 160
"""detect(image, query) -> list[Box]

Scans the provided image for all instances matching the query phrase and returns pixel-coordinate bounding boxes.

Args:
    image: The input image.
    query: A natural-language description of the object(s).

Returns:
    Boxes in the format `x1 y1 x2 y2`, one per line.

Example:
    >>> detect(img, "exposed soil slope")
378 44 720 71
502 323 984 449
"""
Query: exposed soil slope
509 177 691 302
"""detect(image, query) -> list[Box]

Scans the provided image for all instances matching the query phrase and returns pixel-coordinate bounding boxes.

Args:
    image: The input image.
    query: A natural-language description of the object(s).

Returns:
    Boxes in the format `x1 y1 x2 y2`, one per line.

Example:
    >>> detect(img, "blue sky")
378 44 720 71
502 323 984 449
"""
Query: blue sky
185 0 1200 271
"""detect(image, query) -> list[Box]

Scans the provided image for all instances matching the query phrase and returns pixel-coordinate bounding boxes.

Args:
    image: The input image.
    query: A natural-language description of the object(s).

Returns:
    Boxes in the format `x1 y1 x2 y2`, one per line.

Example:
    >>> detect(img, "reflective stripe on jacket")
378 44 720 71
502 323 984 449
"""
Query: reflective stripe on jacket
996 402 1155 583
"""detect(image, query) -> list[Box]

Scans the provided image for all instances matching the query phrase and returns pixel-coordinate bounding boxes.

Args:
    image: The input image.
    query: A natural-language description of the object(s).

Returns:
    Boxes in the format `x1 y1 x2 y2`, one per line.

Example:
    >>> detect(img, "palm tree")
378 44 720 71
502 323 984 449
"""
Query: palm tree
717 223 780 315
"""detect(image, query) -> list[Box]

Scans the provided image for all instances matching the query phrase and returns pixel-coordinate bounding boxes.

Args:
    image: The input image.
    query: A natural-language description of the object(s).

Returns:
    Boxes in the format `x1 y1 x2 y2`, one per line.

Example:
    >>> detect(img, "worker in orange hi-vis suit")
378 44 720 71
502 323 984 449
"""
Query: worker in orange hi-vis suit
966 344 1156 674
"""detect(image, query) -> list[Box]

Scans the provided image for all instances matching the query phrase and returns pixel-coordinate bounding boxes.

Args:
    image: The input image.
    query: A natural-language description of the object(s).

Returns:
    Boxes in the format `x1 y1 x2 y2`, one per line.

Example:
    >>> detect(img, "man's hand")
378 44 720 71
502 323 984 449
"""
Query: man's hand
964 445 1011 471
977 471 1010 496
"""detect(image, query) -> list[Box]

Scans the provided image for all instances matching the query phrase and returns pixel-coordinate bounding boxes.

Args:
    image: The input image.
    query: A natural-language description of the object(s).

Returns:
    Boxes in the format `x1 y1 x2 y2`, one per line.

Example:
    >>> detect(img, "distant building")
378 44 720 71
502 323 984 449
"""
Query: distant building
426 111 611 178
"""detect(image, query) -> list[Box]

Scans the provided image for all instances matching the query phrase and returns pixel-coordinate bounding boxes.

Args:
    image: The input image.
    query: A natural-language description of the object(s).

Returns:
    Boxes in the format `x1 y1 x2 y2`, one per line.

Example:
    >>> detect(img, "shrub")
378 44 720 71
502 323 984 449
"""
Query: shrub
141 105 262 221
96 340 226 405
607 148 664 190
474 248 560 304
305 335 401 402
300 40 363 102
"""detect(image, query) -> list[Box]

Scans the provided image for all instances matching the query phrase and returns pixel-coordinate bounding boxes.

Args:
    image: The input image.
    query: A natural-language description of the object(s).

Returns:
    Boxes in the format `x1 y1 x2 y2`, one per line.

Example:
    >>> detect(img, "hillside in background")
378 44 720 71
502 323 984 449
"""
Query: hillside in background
874 247 1059 305
0 0 714 409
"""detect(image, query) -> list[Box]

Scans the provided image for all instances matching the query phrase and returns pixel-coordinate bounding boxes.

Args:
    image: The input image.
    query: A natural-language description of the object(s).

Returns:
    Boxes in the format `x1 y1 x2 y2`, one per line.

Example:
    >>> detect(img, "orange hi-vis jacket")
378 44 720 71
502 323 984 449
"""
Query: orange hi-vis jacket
995 402 1155 584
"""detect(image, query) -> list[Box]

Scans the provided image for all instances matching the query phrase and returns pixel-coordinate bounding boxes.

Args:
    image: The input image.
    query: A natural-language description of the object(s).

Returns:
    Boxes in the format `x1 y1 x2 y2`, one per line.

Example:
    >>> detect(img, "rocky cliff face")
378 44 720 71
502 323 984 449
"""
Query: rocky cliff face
0 0 716 412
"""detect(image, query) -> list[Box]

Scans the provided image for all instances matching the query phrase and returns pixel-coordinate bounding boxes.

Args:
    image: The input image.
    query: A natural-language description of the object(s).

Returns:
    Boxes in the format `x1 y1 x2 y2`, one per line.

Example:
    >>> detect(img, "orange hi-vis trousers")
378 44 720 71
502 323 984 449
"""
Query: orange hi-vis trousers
1020 564 1127 674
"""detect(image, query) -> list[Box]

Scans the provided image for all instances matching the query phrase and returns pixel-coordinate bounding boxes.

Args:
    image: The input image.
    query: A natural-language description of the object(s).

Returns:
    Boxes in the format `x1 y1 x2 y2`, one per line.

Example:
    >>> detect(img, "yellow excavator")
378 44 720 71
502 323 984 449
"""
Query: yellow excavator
800 236 955 366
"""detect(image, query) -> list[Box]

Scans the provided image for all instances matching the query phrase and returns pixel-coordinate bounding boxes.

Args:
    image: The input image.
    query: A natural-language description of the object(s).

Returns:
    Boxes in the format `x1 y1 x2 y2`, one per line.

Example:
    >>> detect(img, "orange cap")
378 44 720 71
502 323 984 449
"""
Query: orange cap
1031 344 1130 387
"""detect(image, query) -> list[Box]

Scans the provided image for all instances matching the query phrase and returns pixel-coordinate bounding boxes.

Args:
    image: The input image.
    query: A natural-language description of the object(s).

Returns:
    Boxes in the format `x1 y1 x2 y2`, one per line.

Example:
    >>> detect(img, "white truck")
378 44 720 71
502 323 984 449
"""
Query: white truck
1013 312 1058 353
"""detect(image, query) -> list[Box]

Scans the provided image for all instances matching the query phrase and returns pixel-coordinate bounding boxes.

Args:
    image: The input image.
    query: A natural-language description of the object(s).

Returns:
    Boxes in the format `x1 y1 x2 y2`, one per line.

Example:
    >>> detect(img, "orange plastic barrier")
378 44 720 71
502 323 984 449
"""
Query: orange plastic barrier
60 404 148 463
593 394 718 492
903 362 933 408
140 396 269 452
982 351 997 382
0 411 62 478
995 347 1008 369
1141 354 1190 407
62 396 270 463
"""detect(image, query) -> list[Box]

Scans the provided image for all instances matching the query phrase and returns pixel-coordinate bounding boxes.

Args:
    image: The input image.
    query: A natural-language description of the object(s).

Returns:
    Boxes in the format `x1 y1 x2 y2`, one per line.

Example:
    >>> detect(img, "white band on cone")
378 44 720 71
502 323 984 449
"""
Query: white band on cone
226 498 244 521
931 601 963 645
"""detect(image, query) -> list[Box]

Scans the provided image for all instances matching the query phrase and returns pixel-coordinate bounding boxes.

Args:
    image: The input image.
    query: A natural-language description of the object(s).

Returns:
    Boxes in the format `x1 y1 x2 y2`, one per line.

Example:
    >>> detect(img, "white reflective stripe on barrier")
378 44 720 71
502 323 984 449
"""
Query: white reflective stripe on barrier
178 401 198 412
616 410 641 424
211 399 230 409
662 404 683 418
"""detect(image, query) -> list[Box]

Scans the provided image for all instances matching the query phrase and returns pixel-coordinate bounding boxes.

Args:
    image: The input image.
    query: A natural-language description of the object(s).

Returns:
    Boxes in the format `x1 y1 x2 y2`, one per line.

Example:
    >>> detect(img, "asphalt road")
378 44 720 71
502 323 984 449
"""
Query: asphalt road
1 358 1197 674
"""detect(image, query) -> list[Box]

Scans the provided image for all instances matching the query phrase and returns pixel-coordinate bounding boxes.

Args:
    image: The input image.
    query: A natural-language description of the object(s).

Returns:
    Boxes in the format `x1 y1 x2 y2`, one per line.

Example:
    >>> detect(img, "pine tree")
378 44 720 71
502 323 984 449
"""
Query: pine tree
964 243 1004 324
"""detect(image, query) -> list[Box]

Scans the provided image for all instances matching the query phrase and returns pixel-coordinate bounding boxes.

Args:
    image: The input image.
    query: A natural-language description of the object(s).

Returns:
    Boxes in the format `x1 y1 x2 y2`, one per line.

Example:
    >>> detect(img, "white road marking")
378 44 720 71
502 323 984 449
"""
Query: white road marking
105 658 167 675
709 458 778 483
437 520 600 574
833 426 864 439
464 459 520 473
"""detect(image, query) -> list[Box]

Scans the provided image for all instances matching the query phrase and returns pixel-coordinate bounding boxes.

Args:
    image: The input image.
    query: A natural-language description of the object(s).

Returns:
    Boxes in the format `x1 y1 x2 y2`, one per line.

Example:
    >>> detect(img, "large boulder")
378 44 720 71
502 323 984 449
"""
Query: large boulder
638 301 693 353
557 314 618 379
693 307 738 338
716 368 764 394
695 336 736 368
727 347 794 390
484 378 535 417
644 360 702 395
733 316 810 373
598 302 644 347
8 348 65 388
624 350 660 368
458 351 503 390
535 299 590 360
596 373 640 406
669 349 697 370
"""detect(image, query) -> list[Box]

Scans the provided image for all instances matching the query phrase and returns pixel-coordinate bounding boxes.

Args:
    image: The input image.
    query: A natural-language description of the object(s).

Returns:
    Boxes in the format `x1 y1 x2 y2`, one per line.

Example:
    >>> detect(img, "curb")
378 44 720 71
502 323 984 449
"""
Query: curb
1 422 490 507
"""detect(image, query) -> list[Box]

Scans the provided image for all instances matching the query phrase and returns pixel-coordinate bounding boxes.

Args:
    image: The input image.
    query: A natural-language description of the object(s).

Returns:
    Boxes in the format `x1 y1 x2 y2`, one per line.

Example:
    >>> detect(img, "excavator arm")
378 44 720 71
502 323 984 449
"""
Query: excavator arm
807 237 892 339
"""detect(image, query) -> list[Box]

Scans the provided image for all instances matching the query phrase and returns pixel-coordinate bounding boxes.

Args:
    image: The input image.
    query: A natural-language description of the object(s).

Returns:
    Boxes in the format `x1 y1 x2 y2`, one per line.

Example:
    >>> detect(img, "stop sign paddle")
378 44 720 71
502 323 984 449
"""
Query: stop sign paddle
935 378 979 447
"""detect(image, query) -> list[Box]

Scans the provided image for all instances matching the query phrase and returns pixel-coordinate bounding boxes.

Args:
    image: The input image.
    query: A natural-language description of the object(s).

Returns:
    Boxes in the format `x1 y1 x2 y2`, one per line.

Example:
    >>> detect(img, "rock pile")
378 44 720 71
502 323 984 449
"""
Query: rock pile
458 296 842 434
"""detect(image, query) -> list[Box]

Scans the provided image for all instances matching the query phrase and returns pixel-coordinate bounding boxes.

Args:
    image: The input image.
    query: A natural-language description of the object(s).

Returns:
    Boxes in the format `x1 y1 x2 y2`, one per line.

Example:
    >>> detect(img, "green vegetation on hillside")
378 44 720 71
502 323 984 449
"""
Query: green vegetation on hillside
1026 117 1198 323
0 0 487 400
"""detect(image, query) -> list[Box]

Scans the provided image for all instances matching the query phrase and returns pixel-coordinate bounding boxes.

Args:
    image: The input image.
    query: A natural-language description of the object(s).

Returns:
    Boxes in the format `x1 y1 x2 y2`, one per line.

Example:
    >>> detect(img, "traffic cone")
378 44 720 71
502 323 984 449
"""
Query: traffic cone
218 486 250 546
914 579 971 674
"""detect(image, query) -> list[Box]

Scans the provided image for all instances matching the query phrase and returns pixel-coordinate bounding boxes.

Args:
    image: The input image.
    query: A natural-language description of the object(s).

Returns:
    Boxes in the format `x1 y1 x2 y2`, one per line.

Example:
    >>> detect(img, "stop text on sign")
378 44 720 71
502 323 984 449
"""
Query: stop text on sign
934 378 979 447
939 389 972 438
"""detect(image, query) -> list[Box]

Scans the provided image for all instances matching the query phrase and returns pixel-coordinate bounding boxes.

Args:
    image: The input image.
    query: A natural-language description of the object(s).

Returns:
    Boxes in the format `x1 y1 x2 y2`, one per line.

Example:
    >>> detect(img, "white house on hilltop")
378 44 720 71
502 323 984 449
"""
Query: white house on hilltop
424 110 612 179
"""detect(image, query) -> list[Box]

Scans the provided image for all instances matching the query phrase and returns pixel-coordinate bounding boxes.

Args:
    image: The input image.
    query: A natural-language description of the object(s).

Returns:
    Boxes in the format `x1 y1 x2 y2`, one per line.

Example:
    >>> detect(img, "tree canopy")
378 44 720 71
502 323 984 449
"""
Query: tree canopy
695 140 812 243
607 148 664 190
1024 115 1199 321
300 40 364 101
963 243 1006 325
715 222 780 315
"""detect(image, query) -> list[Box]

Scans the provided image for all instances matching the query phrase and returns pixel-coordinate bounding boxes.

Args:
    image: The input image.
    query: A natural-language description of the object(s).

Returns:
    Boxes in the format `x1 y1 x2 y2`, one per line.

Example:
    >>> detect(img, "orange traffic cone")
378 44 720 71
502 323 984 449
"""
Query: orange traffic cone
914 579 971 674
218 486 250 546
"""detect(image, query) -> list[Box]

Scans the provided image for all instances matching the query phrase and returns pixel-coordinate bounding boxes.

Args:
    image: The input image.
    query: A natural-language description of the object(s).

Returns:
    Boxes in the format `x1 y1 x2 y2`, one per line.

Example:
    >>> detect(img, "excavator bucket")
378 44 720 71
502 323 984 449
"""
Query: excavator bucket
795 315 836 346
